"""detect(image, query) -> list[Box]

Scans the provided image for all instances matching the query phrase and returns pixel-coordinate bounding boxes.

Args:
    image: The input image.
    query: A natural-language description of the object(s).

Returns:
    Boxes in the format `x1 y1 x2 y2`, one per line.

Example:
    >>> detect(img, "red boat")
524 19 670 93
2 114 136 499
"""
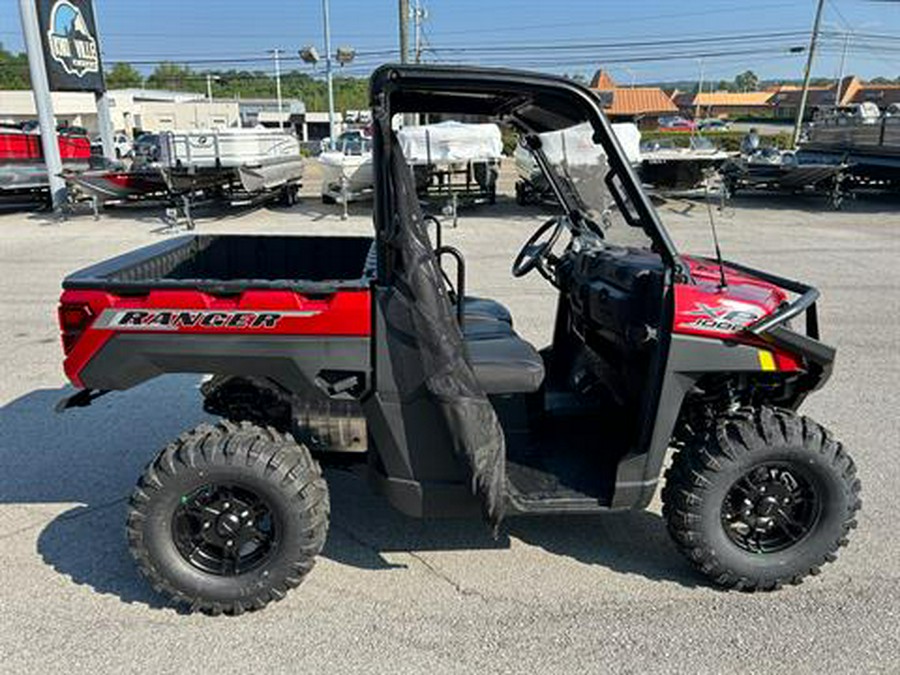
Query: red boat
0 127 92 196
63 168 169 202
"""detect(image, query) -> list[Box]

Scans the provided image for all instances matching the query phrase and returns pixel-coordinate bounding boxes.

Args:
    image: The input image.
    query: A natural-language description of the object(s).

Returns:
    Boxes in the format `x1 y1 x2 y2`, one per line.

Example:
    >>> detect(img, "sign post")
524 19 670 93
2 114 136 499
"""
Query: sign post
18 0 66 211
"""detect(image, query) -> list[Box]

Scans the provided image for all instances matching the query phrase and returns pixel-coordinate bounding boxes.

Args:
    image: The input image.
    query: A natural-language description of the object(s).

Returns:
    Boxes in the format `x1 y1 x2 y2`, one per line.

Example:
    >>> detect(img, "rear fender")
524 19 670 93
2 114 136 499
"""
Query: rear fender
76 332 370 402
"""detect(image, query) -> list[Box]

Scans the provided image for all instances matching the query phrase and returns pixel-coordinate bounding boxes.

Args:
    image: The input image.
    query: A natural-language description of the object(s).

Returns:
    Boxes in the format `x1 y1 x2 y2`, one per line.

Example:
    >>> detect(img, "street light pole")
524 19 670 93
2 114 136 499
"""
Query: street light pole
793 0 826 148
207 73 214 102
18 0 66 211
269 48 284 131
323 0 336 148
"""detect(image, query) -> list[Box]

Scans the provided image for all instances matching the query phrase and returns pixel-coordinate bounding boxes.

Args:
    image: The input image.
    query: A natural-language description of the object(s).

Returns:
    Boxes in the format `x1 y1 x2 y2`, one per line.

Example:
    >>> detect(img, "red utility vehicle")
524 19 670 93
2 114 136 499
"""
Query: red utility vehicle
57 66 860 615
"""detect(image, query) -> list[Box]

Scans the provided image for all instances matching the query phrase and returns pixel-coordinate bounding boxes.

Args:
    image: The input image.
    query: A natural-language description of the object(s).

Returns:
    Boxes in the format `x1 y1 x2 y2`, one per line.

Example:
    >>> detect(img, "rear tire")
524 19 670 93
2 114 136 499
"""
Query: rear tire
662 407 860 590
126 420 329 614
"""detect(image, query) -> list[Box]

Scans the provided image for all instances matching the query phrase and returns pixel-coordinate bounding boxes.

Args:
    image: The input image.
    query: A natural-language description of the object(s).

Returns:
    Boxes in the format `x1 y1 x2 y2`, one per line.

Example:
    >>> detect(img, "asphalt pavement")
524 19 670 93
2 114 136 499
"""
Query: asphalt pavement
1 182 898 674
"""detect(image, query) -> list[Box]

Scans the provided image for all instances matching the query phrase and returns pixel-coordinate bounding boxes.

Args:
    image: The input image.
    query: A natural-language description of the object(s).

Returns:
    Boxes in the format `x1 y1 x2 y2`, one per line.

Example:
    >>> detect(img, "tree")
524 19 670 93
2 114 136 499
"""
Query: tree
0 43 30 90
106 62 143 89
734 70 759 92
146 63 203 92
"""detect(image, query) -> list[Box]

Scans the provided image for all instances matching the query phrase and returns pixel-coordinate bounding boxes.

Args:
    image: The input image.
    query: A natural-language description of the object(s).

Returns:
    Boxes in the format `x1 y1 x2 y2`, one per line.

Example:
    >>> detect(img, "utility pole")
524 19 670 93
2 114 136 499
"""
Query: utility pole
207 73 214 102
18 0 66 211
793 0 826 148
413 0 426 63
323 0 336 148
694 58 705 121
399 0 410 64
835 31 850 106
269 48 284 130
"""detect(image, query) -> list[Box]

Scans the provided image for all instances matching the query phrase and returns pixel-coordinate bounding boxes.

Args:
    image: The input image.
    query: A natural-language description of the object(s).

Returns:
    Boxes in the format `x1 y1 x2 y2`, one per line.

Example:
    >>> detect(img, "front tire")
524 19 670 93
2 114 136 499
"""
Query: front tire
126 421 329 614
662 407 860 590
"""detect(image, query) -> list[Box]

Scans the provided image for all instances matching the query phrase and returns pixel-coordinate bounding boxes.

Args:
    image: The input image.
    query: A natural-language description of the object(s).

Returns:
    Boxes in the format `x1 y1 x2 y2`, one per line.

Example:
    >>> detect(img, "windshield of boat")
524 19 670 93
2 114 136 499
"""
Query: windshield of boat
533 122 652 248
335 132 370 156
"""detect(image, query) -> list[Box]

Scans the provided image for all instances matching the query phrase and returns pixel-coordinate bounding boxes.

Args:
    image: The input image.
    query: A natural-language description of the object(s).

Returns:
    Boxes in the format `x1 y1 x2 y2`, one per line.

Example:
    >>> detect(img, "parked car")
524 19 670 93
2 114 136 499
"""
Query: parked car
89 132 133 159
698 118 732 132
658 116 696 132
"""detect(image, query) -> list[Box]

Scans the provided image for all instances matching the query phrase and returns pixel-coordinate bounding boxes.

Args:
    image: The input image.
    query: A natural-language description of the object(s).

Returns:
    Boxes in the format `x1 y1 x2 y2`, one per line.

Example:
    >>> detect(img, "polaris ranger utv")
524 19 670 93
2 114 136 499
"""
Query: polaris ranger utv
57 65 860 614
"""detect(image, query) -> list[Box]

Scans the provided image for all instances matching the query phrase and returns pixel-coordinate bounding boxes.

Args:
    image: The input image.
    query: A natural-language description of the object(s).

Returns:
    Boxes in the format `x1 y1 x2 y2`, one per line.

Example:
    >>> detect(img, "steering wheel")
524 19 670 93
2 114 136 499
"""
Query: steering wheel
512 216 565 281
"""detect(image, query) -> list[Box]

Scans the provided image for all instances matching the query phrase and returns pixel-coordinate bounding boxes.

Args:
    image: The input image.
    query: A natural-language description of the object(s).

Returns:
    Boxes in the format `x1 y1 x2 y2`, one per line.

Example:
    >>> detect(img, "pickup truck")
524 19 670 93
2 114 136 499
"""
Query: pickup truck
57 64 860 616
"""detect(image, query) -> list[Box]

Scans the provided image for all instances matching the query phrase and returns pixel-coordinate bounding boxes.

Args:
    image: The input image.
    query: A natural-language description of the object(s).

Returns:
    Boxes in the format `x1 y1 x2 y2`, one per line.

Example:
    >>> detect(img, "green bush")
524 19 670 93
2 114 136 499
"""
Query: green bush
640 130 792 152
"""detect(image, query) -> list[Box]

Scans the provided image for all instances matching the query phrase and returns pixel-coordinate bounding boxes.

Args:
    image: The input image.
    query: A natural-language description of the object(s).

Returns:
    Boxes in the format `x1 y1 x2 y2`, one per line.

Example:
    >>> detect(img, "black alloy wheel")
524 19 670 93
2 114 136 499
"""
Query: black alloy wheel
127 421 329 615
662 407 861 591
720 463 820 554
172 483 278 576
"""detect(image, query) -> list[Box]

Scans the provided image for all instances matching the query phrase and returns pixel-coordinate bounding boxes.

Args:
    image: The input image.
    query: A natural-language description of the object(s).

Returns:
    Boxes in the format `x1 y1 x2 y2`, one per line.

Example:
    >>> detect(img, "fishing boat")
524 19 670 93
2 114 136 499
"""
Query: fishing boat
639 135 731 191
318 131 374 204
800 104 900 190
63 167 169 203
721 148 848 208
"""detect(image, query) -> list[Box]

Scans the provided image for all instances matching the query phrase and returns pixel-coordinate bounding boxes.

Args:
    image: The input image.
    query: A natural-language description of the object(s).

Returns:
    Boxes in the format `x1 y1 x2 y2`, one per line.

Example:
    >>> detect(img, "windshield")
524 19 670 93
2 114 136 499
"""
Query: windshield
531 122 652 248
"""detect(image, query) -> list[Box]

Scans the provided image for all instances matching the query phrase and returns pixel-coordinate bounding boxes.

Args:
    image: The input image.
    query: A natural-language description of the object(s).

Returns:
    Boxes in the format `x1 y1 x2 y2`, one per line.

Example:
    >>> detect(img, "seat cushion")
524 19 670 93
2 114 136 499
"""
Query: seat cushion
463 296 513 325
463 317 515 340
467 337 545 395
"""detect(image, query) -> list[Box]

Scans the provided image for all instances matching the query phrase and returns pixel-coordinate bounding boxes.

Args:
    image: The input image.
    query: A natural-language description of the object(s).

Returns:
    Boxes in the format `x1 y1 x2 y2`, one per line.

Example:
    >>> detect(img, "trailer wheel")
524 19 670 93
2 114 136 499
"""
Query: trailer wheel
280 184 299 207
126 420 329 615
662 407 860 591
515 181 527 206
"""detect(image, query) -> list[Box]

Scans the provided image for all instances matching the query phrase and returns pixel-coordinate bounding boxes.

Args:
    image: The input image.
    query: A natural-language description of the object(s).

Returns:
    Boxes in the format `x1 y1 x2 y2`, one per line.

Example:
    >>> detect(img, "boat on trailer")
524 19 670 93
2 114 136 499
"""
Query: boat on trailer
398 120 504 207
639 135 731 192
722 148 849 208
799 104 900 191
318 131 375 204
0 127 91 201
158 128 304 198
63 167 169 203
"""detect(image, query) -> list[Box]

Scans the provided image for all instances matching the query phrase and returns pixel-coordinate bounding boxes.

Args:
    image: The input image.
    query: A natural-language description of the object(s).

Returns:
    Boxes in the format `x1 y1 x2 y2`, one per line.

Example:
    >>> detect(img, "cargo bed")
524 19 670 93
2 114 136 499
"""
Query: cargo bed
59 234 375 390
63 234 376 294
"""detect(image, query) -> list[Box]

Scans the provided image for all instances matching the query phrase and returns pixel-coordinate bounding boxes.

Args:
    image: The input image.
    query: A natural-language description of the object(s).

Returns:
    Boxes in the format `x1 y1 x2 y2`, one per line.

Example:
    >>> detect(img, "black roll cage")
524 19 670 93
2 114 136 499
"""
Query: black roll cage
368 64 689 284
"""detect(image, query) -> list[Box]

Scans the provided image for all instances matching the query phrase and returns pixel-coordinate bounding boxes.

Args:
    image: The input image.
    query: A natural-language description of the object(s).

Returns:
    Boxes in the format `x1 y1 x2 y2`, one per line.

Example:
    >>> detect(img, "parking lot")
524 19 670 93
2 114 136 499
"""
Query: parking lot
1 181 898 673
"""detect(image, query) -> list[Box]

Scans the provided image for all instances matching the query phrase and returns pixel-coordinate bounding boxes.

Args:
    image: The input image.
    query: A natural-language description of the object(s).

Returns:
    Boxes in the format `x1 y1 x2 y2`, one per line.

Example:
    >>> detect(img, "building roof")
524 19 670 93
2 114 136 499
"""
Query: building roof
849 83 900 107
602 88 679 116
107 88 207 103
770 84 842 109
589 69 678 117
590 69 618 90
692 91 774 107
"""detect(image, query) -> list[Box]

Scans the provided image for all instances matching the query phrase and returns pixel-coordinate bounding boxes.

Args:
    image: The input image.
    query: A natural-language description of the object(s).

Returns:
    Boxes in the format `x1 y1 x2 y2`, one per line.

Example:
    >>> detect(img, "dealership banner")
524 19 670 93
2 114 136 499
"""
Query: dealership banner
36 0 104 92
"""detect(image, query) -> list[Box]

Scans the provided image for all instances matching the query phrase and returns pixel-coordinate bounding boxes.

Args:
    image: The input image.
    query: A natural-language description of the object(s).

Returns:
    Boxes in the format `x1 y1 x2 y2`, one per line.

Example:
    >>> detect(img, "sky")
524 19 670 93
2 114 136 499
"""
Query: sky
2 0 899 85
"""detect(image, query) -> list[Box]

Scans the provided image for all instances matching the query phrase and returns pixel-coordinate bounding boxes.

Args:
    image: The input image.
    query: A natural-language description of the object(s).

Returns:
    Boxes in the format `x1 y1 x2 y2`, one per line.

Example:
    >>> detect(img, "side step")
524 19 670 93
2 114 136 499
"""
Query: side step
504 459 618 515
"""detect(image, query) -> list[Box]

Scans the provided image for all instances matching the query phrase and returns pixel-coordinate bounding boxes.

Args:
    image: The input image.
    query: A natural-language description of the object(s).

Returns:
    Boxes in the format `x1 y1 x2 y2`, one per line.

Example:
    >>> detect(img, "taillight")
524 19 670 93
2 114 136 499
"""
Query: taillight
58 302 94 354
